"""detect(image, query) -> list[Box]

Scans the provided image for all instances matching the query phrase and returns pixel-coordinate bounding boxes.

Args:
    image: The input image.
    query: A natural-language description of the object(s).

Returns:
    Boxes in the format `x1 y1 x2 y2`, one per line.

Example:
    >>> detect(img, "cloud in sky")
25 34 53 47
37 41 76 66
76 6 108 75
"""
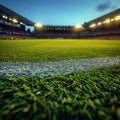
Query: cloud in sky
96 0 120 12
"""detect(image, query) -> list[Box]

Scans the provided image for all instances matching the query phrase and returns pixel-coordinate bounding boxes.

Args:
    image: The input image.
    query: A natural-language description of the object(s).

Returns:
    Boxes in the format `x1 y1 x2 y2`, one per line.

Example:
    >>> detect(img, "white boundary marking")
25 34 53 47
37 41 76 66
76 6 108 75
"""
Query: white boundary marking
0 57 120 77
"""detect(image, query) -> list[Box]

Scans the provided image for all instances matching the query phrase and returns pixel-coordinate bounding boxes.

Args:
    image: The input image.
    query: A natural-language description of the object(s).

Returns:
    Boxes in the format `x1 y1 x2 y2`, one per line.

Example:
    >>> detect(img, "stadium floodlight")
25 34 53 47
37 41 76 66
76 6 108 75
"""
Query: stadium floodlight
20 22 23 24
2 15 5 18
97 22 102 26
103 21 106 24
115 16 120 21
111 18 114 21
105 19 110 23
12 18 18 23
75 24 83 29
9 18 12 21
2 15 8 19
5 16 7 19
74 24 84 32
34 23 43 27
90 23 96 28
20 22 24 25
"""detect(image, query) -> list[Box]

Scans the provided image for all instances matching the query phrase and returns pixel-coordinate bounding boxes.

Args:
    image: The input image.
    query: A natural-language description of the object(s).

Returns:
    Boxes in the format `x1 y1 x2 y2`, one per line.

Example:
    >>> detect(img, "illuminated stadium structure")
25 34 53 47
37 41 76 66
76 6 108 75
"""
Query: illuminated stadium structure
0 4 120 39
84 8 120 39
34 25 83 39
0 4 35 39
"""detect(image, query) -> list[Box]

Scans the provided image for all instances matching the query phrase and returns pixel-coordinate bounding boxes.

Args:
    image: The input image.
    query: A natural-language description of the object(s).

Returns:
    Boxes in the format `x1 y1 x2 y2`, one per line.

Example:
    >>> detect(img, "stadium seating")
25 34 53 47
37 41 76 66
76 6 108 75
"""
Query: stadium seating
0 4 120 40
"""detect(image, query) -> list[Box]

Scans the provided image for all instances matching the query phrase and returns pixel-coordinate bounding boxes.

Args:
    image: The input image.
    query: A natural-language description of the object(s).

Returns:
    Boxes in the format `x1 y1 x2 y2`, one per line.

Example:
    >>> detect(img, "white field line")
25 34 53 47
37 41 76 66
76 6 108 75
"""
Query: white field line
0 57 120 78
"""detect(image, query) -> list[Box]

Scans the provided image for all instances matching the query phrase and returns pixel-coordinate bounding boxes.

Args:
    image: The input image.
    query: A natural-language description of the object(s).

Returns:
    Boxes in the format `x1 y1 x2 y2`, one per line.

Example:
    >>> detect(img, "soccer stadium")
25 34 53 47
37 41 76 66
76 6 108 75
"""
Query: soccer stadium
0 2 120 120
0 4 120 39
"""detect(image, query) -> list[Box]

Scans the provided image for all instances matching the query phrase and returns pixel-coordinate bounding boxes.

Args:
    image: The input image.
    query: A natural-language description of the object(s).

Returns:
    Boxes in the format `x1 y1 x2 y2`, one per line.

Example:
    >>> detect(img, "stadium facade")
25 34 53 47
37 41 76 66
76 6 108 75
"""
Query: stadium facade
0 4 34 39
0 4 120 39
83 8 120 39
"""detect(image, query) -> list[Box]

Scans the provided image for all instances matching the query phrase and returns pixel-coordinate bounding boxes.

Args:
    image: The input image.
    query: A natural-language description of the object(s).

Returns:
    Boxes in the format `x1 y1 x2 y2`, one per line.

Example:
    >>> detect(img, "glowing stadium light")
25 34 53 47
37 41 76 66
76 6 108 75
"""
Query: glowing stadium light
12 18 18 23
75 24 83 29
111 18 114 21
5 16 7 19
105 19 110 23
2 15 5 18
9 18 12 21
20 22 23 24
115 16 120 21
97 22 102 26
34 23 43 27
20 22 24 25
103 21 106 24
90 23 96 28
2 15 8 19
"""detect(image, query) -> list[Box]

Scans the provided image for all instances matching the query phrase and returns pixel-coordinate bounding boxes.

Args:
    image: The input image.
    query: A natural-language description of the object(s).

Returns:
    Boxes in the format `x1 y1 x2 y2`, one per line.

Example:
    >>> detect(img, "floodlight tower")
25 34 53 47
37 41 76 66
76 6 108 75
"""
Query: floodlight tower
34 23 43 34
73 24 84 32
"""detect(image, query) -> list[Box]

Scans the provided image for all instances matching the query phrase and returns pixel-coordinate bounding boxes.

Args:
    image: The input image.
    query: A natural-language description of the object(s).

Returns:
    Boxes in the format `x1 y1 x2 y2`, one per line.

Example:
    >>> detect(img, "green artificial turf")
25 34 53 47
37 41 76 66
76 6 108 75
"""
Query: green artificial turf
0 39 120 120
0 65 120 120
0 39 120 62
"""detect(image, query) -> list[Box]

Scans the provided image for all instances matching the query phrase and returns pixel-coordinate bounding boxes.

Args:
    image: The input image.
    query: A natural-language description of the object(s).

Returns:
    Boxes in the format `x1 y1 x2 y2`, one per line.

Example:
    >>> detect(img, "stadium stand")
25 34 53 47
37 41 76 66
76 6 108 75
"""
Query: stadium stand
35 25 77 39
34 25 85 39
34 9 120 39
83 8 120 39
0 4 35 39
0 4 120 39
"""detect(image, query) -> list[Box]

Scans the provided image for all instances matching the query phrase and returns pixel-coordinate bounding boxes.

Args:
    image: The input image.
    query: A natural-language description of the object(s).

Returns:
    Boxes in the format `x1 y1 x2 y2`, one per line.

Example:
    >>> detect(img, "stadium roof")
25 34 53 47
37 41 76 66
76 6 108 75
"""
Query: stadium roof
0 4 35 26
86 8 120 25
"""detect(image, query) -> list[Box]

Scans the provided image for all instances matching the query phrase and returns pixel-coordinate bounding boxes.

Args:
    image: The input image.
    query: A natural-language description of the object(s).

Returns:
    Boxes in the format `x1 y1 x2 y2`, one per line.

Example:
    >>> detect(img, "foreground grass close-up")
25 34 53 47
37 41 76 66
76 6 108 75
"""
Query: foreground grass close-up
0 39 120 120
0 65 120 120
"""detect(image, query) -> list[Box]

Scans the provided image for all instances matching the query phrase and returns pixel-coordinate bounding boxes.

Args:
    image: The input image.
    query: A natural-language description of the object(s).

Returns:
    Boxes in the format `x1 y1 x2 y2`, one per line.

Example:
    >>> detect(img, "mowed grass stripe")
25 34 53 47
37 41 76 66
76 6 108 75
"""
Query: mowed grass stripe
0 39 120 62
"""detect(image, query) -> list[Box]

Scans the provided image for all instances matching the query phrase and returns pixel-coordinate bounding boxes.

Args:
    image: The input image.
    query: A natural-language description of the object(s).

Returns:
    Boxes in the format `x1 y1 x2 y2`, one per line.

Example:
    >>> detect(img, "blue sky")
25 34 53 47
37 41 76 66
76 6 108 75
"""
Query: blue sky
0 0 120 25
